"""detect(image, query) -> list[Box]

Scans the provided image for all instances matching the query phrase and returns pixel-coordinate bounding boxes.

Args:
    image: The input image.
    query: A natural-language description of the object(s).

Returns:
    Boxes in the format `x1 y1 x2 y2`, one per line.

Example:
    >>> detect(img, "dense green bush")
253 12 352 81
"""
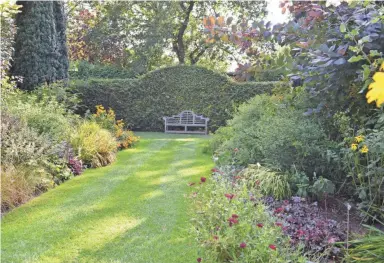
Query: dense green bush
213 94 330 176
73 65 279 131
4 87 77 142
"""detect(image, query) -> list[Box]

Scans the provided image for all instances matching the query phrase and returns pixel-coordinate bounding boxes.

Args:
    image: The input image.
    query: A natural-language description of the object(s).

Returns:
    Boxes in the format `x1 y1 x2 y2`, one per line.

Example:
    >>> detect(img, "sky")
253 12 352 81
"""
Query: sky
266 0 290 25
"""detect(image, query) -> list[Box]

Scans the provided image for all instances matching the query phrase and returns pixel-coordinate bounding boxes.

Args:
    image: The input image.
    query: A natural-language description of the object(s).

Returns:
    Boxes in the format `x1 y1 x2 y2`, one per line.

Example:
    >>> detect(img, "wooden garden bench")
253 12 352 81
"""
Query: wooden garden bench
163 110 209 135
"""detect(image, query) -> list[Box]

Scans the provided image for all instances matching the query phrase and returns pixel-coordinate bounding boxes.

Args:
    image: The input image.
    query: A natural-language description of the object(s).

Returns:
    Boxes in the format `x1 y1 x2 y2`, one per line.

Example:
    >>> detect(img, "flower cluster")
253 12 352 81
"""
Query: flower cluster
227 214 239 227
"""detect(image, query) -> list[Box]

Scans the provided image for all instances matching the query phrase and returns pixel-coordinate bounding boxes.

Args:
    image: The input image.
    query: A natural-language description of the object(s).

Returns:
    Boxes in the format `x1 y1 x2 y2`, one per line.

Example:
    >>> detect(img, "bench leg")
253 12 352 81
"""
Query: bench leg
184 125 187 132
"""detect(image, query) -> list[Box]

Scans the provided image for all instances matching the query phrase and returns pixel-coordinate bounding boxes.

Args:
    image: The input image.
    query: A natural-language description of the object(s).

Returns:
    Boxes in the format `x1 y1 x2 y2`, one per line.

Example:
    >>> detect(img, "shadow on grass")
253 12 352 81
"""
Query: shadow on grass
1 133 213 263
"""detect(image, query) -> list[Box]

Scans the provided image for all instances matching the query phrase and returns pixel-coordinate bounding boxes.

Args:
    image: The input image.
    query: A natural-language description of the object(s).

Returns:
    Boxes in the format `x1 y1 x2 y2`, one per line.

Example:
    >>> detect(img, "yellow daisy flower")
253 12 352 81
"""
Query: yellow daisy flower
354 135 364 143
366 63 384 108
360 145 369 154
351 143 358 151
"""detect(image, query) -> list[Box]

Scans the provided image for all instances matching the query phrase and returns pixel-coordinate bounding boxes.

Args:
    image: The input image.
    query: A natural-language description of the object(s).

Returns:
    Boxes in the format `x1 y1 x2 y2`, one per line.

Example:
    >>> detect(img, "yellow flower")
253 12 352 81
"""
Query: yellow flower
360 145 369 154
351 143 358 151
366 64 384 108
354 135 364 143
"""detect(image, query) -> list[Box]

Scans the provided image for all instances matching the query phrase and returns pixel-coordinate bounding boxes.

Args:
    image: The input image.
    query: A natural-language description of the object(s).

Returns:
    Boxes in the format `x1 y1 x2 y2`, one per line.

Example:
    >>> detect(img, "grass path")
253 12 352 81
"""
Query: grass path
1 132 212 263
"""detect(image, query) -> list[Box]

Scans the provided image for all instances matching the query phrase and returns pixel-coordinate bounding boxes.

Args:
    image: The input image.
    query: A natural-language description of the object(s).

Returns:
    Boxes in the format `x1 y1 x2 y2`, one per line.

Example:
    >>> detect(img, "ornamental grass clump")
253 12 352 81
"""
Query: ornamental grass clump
70 121 117 167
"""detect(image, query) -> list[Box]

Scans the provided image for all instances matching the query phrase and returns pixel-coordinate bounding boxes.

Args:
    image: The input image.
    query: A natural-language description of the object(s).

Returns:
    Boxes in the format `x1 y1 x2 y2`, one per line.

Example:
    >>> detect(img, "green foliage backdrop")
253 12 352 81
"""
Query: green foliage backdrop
73 65 279 131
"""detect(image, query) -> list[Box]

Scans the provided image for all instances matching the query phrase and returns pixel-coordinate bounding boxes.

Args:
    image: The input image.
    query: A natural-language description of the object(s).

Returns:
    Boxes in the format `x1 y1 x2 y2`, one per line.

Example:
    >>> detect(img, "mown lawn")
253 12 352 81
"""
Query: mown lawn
1 132 212 263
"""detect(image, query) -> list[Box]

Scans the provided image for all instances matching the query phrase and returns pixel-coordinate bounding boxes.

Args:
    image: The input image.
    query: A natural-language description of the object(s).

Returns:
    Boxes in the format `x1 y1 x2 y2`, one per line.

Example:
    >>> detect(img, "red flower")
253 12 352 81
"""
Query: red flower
213 235 218 240
228 215 239 227
224 193 235 200
274 207 284 214
240 242 247 248
197 258 202 262
188 182 195 186
269 244 277 250
275 222 283 227
200 177 206 183
257 223 263 228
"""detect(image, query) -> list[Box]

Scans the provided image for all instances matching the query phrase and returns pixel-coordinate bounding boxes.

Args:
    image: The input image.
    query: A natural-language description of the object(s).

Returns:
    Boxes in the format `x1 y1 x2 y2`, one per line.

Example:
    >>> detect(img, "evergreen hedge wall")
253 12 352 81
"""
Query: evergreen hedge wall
73 65 279 131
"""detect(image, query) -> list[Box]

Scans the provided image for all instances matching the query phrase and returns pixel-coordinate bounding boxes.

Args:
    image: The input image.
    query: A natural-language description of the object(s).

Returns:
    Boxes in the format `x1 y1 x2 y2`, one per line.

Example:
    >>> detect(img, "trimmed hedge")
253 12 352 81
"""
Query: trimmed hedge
73 65 280 131
69 61 135 79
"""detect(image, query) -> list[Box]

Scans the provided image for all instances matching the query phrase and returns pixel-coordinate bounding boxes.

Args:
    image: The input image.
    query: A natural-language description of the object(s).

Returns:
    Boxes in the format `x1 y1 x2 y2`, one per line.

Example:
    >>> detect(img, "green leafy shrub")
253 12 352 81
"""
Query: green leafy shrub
191 172 307 263
90 105 139 149
70 121 117 167
214 94 330 176
73 65 280 131
4 88 75 142
1 111 55 167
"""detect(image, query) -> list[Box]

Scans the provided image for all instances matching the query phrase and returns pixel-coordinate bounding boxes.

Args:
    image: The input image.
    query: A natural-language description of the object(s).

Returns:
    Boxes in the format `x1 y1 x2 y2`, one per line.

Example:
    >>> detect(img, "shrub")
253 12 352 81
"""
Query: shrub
1 111 55 167
4 87 74 142
191 170 307 263
70 121 117 167
213 94 330 176
73 65 280 131
90 105 139 149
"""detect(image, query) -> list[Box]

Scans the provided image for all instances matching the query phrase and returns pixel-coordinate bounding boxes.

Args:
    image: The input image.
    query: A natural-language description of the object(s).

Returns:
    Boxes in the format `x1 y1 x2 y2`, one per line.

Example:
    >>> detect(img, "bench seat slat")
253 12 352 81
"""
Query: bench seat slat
163 110 209 135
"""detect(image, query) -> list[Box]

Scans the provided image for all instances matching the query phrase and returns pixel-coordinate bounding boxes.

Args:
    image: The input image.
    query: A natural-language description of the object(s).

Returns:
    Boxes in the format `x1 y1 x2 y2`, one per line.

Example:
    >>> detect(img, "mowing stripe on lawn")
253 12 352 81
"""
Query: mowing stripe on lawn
1 132 212 263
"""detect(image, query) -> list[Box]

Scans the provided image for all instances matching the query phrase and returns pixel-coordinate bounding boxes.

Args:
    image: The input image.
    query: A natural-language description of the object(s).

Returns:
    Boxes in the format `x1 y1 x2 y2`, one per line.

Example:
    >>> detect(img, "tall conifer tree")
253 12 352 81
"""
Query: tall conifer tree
10 1 68 90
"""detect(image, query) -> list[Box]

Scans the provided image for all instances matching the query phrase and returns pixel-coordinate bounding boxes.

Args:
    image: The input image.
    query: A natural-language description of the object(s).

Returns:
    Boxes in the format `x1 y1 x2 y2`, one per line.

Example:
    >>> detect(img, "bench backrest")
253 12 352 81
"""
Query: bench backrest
164 110 209 124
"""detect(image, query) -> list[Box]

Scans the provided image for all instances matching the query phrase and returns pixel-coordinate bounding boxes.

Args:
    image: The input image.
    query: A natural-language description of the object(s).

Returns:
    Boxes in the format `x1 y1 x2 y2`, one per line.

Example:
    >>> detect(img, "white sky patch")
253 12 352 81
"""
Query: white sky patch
266 0 290 25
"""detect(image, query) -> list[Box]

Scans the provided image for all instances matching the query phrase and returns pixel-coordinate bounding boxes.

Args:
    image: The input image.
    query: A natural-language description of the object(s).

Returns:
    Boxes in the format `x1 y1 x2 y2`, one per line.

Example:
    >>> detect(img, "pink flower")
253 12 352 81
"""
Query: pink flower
197 258 202 262
211 168 218 173
269 244 277 250
240 242 247 248
257 223 263 228
231 214 239 219
224 193 235 200
275 222 283 227
200 177 206 183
